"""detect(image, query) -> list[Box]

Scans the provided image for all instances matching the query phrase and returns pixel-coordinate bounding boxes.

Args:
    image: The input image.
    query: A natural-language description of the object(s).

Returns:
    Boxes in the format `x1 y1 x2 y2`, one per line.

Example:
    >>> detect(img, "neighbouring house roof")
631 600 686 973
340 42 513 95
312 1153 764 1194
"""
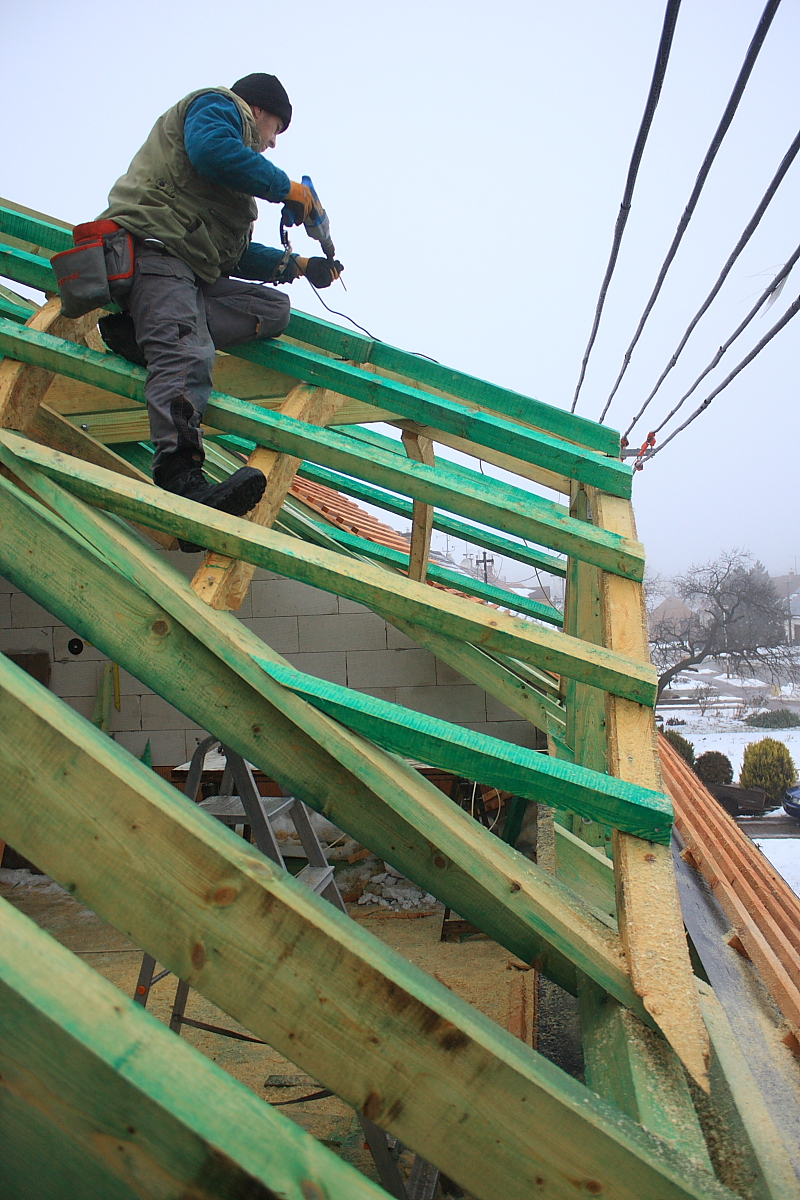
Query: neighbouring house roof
649 594 694 626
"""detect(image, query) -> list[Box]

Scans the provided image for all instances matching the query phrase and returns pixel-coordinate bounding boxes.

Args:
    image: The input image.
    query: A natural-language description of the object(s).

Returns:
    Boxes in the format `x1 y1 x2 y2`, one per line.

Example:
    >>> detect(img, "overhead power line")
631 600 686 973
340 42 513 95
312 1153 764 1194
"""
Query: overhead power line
624 123 800 439
648 242 800 438
643 283 800 462
598 0 783 424
570 0 682 414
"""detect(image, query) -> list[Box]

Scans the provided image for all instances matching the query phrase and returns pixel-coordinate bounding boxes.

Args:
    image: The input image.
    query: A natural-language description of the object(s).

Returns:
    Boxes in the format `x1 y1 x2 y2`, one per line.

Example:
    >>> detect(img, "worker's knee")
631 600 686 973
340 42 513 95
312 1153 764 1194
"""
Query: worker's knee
202 280 291 350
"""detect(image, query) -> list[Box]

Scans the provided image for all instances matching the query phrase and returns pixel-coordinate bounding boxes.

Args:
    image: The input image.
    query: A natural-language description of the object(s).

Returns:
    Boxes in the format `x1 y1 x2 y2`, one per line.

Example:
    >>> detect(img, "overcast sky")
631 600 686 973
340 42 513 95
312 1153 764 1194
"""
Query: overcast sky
3 0 799 582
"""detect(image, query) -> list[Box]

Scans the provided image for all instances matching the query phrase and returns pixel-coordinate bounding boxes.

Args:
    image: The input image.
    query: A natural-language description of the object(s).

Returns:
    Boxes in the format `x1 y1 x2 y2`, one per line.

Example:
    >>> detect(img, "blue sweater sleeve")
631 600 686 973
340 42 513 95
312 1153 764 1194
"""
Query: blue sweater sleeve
234 242 289 282
184 93 291 202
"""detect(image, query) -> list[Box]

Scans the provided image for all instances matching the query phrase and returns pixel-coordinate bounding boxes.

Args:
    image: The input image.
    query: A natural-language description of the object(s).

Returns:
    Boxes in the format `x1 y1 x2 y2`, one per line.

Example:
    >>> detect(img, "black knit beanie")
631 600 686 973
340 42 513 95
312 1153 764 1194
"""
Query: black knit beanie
231 73 292 131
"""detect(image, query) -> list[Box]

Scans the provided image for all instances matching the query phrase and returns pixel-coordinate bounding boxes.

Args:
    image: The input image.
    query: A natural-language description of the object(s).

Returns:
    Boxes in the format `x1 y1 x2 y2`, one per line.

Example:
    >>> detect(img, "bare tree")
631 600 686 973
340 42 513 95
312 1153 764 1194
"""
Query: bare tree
650 550 798 699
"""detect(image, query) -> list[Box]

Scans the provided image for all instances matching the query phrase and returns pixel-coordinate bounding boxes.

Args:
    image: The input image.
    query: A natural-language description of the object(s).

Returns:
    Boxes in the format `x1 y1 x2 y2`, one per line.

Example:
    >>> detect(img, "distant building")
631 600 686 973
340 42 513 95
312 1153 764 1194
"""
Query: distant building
649 594 694 628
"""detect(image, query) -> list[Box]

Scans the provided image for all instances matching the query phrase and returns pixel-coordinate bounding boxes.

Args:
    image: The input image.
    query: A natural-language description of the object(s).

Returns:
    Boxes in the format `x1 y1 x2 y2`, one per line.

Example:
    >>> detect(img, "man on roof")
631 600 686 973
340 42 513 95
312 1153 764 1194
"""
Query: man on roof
97 73 341 528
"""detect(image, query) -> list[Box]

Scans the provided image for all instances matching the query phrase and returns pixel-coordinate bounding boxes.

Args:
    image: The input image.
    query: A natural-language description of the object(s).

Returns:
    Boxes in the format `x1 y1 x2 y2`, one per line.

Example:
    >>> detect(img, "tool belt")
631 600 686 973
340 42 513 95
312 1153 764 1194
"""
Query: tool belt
51 220 135 318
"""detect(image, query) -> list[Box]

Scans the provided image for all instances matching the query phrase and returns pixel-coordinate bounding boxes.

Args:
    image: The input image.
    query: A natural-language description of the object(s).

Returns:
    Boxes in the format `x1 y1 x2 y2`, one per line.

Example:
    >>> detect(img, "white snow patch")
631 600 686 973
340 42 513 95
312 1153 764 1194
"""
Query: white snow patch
713 675 767 688
754 840 800 898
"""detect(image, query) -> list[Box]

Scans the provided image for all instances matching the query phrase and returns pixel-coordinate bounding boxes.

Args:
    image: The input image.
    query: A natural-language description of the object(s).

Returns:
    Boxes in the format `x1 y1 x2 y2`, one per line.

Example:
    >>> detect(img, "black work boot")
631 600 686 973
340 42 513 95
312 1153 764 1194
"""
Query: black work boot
98 312 147 368
154 452 266 552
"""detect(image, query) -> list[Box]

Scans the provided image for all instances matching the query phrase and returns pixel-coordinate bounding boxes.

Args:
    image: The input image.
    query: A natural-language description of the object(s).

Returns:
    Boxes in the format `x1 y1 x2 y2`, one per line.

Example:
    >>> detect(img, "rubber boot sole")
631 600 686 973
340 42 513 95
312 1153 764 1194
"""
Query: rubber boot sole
174 467 267 552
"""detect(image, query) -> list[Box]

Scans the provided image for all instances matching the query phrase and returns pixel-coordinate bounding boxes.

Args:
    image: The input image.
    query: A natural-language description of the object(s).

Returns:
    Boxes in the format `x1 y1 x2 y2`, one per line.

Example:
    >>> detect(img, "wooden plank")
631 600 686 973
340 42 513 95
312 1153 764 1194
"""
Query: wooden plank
592 489 710 1091
401 425 435 582
0 896 389 1200
0 658 733 1200
554 824 616 917
391 419 572 496
191 384 348 611
0 207 623 457
232 338 634 497
0 434 658 705
0 466 647 1013
282 310 623 456
0 299 103 433
292 460 567 576
0 318 647 577
253 658 673 842
578 976 711 1168
508 970 537 1048
279 501 565 625
0 242 57 293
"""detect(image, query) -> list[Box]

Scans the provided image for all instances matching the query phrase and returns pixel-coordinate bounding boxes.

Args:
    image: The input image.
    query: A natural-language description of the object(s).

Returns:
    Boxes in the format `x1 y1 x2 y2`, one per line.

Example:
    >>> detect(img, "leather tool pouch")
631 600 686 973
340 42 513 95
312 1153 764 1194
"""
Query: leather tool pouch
52 220 135 318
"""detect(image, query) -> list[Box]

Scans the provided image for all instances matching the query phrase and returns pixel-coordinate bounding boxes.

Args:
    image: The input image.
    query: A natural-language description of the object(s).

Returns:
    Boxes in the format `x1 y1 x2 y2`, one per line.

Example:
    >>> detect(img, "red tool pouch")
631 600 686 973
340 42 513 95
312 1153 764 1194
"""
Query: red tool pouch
52 219 135 318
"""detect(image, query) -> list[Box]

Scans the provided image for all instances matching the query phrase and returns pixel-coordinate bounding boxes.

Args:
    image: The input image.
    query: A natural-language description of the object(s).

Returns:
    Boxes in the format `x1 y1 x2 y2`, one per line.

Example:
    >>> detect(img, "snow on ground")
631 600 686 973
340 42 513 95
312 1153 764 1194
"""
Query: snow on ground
658 703 800 896
754 840 800 898
712 675 768 688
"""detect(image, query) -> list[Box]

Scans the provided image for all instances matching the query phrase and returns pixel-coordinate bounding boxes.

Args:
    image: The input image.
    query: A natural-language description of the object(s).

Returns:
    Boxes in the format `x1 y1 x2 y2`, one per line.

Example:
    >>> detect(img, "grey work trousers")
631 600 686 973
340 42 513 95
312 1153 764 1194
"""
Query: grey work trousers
125 244 290 473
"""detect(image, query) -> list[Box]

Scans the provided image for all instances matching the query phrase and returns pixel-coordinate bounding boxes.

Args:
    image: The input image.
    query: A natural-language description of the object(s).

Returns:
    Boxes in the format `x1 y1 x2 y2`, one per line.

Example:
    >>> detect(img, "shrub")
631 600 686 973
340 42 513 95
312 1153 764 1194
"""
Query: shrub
695 751 734 786
744 708 800 729
664 728 695 767
739 738 797 804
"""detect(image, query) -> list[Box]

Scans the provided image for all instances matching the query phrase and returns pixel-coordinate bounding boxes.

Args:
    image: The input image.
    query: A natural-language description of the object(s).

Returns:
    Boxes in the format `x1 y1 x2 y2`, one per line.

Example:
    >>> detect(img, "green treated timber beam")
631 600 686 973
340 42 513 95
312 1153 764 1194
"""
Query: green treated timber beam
555 824 617 917
295 460 568 578
214 442 568 578
0 199 72 254
0 433 657 706
0 201 624 460
278 501 565 625
0 293 34 323
283 309 622 457
0 241 630 494
0 896 387 1200
255 659 673 843
0 662 731 1200
0 243 56 294
234 338 633 497
0 319 645 579
0 464 643 1012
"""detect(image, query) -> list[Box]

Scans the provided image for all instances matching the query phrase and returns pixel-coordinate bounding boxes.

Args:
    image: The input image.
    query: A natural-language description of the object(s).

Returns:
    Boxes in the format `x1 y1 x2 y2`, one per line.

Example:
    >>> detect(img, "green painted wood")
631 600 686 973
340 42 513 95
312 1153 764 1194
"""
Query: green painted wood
0 200 623 458
278 499 565 625
0 896 388 1200
0 659 733 1200
0 293 34 323
554 825 617 918
0 433 657 705
253 658 672 842
233 339 633 497
230 450 568 578
283 310 622 457
0 318 646 578
0 464 646 1012
0 243 56 293
578 976 712 1169
0 202 72 255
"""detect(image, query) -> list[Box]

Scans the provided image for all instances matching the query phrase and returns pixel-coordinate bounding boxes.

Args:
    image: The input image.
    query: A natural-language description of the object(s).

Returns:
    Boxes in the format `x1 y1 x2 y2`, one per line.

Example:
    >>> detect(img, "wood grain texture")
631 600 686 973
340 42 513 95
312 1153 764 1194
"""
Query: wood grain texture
592 489 710 1091
401 425 435 582
0 896 385 1200
0 655 734 1200
0 433 658 704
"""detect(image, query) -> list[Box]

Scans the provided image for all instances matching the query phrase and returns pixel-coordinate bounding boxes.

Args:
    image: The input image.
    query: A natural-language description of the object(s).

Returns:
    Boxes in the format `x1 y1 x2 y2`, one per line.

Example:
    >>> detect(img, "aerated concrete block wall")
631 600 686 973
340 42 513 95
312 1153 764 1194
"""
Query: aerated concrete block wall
0 557 542 766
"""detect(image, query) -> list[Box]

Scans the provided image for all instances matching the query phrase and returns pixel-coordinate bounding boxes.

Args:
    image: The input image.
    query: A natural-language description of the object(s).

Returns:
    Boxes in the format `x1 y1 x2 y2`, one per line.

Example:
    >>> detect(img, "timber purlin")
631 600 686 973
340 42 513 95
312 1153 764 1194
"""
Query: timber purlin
0 195 797 1199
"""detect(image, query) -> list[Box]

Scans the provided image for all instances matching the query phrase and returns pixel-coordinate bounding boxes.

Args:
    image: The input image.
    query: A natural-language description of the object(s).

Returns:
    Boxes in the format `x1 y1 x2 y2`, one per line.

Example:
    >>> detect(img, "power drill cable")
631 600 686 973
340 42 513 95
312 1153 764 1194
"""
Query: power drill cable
624 123 800 440
570 0 682 414
303 277 440 362
598 0 783 424
643 284 800 463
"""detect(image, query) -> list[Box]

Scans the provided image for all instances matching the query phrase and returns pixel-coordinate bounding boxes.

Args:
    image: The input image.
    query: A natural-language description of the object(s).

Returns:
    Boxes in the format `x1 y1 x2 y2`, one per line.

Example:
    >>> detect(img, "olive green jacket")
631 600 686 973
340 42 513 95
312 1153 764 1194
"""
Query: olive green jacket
99 87 260 283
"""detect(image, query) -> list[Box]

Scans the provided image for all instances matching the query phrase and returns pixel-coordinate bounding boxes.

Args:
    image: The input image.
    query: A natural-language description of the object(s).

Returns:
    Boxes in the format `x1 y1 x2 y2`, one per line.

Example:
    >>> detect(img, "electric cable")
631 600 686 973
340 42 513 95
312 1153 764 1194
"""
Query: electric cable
624 124 800 439
643 285 800 462
646 240 800 437
304 277 440 362
571 0 682 413
598 0 783 423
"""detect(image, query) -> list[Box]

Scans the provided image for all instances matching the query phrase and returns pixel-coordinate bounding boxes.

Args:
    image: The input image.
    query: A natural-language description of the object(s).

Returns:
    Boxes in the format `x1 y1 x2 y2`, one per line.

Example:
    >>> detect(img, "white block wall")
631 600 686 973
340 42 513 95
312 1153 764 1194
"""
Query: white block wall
0 555 542 767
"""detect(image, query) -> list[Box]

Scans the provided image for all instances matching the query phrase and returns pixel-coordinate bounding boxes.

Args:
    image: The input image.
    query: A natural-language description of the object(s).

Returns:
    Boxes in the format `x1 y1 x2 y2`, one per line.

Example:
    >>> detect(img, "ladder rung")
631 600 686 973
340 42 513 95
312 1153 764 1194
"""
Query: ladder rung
296 865 335 894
